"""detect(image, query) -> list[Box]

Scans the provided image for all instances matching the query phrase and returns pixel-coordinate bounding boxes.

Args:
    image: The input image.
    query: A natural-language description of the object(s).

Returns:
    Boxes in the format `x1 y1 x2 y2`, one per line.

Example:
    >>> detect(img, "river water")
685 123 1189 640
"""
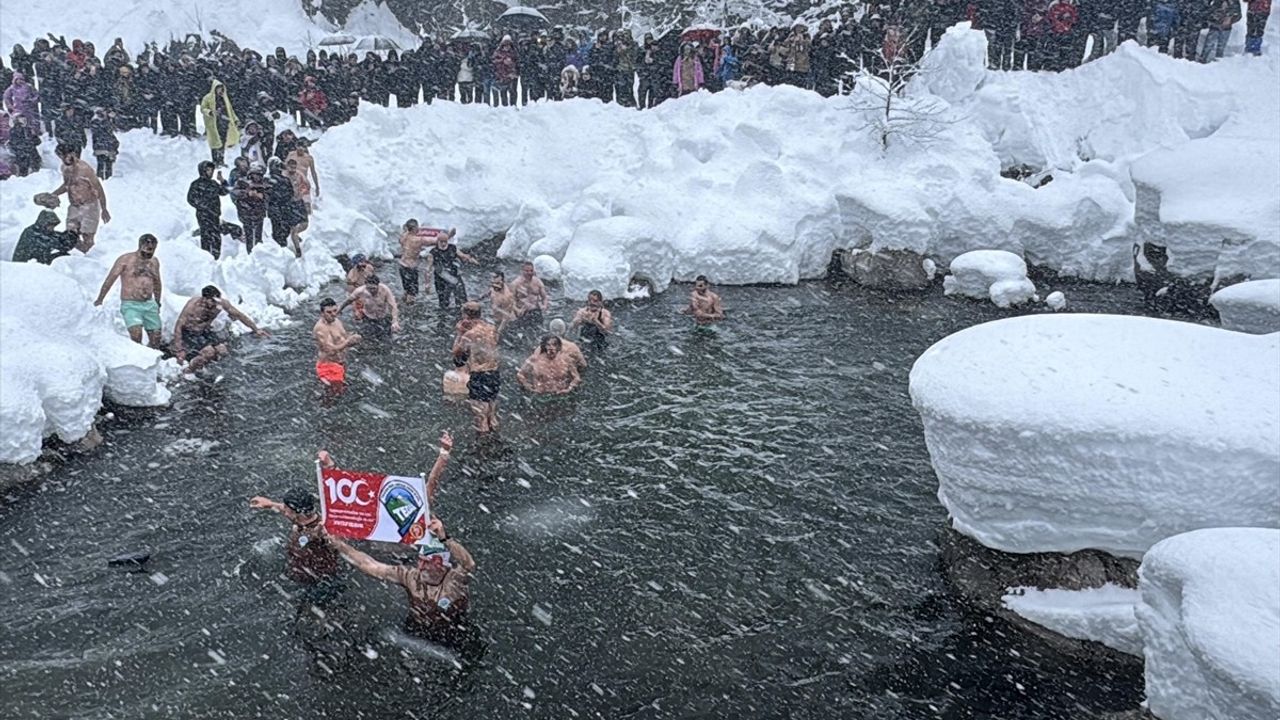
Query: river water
1 269 1150 719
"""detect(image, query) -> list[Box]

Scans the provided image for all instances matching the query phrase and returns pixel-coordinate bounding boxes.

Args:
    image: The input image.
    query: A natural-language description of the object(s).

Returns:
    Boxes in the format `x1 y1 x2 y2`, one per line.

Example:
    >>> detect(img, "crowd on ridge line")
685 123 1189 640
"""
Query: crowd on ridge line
0 0 1273 178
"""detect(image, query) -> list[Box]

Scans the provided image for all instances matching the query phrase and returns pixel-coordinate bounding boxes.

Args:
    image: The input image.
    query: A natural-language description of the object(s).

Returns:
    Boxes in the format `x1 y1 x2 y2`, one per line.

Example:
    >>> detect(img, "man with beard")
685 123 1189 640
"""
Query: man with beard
50 142 110 252
172 285 270 371
94 234 162 347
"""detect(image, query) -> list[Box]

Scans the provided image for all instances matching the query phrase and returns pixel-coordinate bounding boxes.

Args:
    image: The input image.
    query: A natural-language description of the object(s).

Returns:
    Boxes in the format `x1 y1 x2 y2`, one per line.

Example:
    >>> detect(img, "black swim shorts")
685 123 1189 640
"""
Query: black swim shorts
467 370 500 402
182 328 221 355
399 266 420 296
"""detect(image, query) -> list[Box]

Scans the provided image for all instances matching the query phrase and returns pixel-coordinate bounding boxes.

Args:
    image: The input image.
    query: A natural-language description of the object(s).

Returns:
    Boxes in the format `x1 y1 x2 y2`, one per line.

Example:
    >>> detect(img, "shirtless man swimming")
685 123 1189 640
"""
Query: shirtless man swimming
51 143 111 252
314 297 361 386
510 261 550 335
569 289 613 349
339 274 401 337
172 285 269 371
94 234 162 348
485 271 517 338
517 335 581 395
451 302 501 433
682 275 725 325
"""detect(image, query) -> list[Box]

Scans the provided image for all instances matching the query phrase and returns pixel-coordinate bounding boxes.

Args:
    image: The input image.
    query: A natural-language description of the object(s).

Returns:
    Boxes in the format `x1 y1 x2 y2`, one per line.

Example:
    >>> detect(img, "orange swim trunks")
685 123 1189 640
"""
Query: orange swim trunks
316 361 346 384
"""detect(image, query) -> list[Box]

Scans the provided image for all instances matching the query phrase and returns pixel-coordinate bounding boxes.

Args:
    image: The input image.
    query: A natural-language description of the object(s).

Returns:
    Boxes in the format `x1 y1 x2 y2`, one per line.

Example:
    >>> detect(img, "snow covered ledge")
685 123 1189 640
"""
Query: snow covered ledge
1137 528 1280 720
1210 279 1280 334
0 263 169 465
909 314 1280 558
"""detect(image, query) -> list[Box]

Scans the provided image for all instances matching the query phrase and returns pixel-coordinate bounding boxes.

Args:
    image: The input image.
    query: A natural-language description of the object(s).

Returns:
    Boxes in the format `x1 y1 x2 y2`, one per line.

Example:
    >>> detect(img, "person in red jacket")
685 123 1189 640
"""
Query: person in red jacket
298 75 328 127
1246 0 1271 55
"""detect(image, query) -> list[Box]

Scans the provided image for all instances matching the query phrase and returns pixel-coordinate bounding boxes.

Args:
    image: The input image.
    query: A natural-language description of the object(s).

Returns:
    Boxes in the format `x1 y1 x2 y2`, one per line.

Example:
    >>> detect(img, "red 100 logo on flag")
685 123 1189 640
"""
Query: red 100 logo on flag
320 468 384 539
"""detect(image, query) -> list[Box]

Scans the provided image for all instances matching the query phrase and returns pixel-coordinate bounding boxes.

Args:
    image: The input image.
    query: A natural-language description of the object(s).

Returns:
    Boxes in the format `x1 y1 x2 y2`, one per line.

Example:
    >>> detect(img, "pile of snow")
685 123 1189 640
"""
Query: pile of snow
0 0 417 58
910 314 1280 558
942 249 1037 307
1044 290 1067 311
0 263 169 464
1003 583 1143 656
1211 279 1280 334
1137 528 1280 720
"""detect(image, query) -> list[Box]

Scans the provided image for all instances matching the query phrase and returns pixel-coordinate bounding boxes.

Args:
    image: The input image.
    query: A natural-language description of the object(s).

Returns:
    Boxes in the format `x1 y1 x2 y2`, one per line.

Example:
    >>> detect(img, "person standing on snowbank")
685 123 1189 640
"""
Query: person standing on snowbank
1246 0 1271 55
200 79 240 166
2 71 40 131
50 143 110 253
94 234 163 348
187 160 241 260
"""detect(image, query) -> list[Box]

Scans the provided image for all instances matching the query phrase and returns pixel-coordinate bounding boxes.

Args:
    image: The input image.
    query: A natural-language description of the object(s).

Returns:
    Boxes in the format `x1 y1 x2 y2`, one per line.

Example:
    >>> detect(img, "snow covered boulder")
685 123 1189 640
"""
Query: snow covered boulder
910 314 1280 558
1137 528 1280 720
943 250 1037 307
842 249 936 289
1211 279 1280 334
532 254 562 283
0 262 168 464
560 217 674 301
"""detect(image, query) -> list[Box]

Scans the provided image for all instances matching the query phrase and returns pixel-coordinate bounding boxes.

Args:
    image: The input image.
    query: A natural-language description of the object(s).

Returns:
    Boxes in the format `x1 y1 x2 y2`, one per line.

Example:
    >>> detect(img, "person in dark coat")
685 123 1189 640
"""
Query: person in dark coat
187 160 240 259
234 163 269 252
265 156 301 250
587 30 617 101
8 113 41 175
12 210 79 264
89 107 119 179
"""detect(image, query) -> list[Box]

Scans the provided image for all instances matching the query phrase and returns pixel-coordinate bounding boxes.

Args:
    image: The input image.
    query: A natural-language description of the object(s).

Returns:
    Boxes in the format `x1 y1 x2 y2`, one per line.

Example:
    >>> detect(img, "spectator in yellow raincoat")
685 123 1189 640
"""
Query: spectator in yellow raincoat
200 79 240 166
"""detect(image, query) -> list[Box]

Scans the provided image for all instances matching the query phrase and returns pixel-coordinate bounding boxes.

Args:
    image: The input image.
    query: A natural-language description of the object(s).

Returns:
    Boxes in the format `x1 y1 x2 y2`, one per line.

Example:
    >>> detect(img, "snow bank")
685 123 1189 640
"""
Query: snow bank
942 249 1036 307
910 314 1280 558
0 0 416 58
1003 584 1143 656
1211 279 1280 334
0 263 169 464
1137 528 1280 720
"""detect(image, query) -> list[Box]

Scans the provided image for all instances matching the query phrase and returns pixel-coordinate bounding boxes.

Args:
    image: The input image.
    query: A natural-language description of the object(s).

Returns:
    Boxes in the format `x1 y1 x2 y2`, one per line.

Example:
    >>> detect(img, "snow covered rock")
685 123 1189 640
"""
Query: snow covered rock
0 263 168 464
560 217 673 301
910 314 1280 558
1044 291 1067 310
532 254 562 283
1211 279 1280 334
943 249 1037 307
1003 584 1143 656
842 249 936 289
1137 528 1280 720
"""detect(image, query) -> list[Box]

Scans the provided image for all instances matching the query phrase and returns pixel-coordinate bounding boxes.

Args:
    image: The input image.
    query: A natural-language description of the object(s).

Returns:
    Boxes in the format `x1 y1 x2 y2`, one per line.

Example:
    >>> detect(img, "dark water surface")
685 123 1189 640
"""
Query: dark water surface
1 271 1151 719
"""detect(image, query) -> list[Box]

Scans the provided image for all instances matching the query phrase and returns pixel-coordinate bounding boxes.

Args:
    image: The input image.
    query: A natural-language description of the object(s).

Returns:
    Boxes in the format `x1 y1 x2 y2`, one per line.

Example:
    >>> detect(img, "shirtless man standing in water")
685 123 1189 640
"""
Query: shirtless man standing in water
398 219 436 305
314 297 361 386
340 275 401 337
510 261 550 335
451 302 501 433
517 335 581 395
682 275 724 324
94 234 162 348
485 271 516 338
51 143 111 252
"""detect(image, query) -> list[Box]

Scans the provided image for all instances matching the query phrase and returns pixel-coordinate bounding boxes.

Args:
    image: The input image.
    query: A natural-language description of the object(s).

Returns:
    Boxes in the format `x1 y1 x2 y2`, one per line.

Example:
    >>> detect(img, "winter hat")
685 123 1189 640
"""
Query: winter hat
249 161 266 174
36 210 59 227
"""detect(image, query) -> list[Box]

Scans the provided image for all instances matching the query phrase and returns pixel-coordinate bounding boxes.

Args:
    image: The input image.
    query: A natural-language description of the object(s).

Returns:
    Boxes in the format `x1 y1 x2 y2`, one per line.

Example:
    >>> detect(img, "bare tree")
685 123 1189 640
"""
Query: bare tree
846 27 955 151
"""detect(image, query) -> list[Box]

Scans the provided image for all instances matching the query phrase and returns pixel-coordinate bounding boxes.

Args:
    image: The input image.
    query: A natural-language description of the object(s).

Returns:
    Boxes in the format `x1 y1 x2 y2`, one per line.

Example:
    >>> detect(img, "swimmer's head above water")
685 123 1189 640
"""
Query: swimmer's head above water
461 301 482 320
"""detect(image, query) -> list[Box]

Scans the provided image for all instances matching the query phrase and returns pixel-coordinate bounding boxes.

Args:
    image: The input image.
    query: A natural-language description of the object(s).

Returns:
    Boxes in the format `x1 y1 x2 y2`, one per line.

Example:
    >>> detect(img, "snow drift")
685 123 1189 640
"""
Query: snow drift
1137 528 1280 720
0 263 169 464
1003 584 1143 656
1211 278 1280 334
909 314 1280 558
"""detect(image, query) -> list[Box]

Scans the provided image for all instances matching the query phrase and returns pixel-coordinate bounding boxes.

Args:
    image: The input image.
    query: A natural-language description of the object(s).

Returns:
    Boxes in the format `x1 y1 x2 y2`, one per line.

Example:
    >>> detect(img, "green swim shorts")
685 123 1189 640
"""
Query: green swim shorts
120 299 161 331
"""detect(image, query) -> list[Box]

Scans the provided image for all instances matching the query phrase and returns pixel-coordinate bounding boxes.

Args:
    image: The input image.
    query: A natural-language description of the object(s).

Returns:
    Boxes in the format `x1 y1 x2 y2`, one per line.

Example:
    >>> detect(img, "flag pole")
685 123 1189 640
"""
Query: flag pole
316 459 326 524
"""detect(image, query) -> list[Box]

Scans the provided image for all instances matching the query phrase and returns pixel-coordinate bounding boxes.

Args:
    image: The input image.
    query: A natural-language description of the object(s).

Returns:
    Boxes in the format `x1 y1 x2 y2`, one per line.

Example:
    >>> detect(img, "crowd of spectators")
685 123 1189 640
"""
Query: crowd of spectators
0 1 1271 180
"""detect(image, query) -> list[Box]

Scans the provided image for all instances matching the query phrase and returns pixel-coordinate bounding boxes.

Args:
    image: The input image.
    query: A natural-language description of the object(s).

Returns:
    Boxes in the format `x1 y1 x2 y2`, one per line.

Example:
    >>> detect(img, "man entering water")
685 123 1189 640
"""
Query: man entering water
249 487 341 585
172 285 270 371
313 298 361 387
93 234 163 348
451 302 501 433
339 274 401 338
